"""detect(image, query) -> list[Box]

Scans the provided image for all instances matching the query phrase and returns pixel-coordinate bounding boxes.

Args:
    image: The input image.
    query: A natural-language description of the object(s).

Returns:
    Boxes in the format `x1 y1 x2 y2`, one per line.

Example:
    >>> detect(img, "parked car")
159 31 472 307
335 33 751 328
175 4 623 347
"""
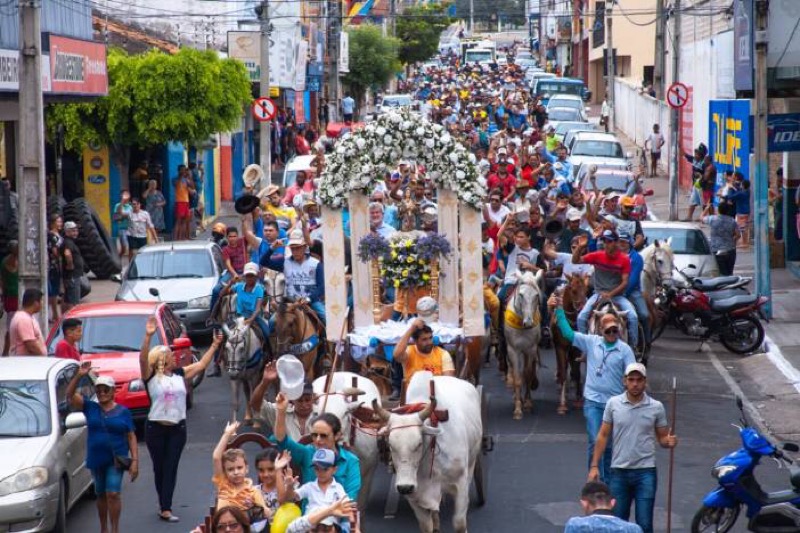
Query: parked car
281 154 316 189
641 221 720 278
547 107 586 129
0 357 93 532
563 126 602 152
46 301 201 421
546 94 589 121
528 71 555 92
114 241 223 337
567 131 632 177
534 77 592 104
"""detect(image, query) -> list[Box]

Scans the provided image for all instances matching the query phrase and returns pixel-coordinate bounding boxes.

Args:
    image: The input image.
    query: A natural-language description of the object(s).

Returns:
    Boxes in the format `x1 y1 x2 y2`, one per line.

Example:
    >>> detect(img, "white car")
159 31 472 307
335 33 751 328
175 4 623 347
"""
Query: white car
0 357 93 532
373 94 417 119
546 94 588 122
641 221 720 278
567 131 632 177
281 154 316 190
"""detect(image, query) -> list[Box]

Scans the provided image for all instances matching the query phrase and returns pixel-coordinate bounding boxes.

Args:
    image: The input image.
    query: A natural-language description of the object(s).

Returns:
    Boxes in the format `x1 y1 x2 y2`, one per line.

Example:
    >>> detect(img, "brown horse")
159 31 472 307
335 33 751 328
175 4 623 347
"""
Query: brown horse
551 274 589 415
274 301 324 381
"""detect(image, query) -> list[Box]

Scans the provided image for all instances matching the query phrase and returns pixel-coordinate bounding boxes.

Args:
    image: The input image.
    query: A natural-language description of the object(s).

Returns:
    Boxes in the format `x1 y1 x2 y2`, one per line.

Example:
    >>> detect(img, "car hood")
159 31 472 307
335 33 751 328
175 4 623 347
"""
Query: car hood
673 254 720 279
117 277 215 303
0 437 50 478
82 352 143 385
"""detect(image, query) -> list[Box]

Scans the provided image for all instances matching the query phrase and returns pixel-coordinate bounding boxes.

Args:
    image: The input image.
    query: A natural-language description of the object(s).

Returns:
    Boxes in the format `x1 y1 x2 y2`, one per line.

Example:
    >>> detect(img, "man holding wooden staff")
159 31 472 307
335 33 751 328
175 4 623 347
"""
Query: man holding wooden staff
588 363 678 533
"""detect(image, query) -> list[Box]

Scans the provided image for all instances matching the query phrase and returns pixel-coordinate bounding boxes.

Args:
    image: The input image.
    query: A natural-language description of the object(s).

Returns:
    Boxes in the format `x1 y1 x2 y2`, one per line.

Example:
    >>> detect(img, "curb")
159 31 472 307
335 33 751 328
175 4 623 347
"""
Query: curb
762 335 800 395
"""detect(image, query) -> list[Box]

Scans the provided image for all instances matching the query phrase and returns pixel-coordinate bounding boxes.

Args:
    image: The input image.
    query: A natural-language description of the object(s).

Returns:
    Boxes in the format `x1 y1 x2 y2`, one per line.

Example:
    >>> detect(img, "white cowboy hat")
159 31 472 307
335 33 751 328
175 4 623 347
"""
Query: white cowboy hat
416 297 439 325
242 164 264 188
276 354 306 401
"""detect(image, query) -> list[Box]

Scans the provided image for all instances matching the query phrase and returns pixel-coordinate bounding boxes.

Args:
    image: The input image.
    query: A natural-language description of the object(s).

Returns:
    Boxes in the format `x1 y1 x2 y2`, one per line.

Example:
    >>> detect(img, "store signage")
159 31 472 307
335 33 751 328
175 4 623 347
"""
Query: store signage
47 35 108 95
0 49 52 92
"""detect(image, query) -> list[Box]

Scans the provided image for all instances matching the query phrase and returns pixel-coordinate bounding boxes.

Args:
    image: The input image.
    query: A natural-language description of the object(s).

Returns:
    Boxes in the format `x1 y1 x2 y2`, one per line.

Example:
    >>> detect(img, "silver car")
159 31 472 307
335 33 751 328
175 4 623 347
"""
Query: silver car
0 357 92 532
641 221 720 278
115 241 223 336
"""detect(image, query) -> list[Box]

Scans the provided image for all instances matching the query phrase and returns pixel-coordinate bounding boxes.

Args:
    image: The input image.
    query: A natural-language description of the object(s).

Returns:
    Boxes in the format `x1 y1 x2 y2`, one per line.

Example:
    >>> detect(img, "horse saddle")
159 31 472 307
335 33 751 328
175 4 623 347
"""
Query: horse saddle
504 306 541 330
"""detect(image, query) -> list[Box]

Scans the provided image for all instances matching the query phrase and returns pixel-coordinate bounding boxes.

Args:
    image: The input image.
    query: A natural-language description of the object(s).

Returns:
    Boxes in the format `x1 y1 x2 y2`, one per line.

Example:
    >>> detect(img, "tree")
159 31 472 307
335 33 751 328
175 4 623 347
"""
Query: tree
46 47 252 180
343 24 401 108
396 4 453 65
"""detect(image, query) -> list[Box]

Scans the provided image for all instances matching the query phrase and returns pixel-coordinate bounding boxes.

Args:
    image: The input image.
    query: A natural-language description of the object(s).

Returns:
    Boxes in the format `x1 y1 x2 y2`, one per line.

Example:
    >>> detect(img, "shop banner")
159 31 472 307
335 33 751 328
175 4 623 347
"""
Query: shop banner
0 49 53 93
294 40 308 92
321 205 348 341
709 99 752 179
48 35 107 95
82 144 111 232
227 29 303 89
734 0 753 91
339 32 350 73
767 113 800 153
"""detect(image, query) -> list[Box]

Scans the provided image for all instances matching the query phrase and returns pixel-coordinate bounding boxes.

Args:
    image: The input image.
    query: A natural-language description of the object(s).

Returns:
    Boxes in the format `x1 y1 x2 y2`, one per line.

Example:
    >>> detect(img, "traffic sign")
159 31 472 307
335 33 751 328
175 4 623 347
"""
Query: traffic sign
252 97 277 122
666 82 689 109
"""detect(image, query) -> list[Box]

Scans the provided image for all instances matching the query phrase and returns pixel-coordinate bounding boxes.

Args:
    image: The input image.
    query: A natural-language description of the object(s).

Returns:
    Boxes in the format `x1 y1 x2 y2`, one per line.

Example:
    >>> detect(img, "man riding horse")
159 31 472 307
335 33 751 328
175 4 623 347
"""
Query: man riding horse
572 230 639 348
218 262 271 343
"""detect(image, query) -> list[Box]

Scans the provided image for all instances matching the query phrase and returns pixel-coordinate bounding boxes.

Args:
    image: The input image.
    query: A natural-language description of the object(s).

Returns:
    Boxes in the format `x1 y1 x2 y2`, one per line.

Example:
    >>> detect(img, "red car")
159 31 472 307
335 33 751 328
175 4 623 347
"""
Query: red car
46 301 201 421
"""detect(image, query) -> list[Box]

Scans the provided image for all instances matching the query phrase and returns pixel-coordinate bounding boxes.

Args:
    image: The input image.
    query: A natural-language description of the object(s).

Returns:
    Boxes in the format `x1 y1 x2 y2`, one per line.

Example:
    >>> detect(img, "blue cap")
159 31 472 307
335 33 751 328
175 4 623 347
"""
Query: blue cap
312 448 337 467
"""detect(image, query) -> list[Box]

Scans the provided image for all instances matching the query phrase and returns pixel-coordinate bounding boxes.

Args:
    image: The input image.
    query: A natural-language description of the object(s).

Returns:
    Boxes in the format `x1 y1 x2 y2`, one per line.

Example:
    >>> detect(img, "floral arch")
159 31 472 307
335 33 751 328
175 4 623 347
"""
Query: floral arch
317 110 486 340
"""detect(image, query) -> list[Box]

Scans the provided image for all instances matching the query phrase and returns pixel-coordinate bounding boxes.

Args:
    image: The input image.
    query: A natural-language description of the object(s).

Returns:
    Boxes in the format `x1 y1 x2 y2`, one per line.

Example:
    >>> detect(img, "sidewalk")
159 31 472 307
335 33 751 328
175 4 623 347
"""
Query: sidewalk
616 129 800 438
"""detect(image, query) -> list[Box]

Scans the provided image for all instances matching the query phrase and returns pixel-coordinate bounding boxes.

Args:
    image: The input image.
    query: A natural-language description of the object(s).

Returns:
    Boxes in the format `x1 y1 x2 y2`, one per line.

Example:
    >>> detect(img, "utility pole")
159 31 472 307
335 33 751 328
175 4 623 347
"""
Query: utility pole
327 0 340 122
753 0 771 317
576 0 584 81
18 0 48 331
668 0 681 221
256 1 272 183
605 0 615 131
469 0 474 34
390 0 396 37
653 0 666 99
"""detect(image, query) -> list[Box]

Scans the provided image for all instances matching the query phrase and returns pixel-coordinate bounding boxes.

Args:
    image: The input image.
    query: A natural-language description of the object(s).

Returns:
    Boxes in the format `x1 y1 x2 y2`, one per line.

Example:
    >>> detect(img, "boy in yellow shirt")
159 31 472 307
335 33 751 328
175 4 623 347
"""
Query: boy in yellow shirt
212 422 267 519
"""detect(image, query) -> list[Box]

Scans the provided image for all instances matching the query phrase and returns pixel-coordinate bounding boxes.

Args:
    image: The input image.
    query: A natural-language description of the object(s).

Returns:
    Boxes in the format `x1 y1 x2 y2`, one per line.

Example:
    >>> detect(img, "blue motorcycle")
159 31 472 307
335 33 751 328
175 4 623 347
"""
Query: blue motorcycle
692 397 800 532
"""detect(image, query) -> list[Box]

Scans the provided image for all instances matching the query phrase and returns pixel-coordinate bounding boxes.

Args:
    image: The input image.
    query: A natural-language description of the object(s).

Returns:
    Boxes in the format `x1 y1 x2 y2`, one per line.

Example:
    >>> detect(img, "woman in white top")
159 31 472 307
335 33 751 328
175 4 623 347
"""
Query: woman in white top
138 317 222 522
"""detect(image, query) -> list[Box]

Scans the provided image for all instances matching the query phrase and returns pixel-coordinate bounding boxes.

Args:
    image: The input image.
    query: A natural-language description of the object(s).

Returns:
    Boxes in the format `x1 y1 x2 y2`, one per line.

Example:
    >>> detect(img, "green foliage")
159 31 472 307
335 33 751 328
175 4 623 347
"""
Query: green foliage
343 24 401 101
396 4 453 65
46 47 252 152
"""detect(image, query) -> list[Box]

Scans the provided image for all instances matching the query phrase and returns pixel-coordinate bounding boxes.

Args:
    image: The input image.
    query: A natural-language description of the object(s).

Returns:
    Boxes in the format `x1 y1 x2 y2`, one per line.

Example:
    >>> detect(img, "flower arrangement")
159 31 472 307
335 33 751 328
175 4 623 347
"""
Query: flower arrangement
358 233 453 290
318 108 483 210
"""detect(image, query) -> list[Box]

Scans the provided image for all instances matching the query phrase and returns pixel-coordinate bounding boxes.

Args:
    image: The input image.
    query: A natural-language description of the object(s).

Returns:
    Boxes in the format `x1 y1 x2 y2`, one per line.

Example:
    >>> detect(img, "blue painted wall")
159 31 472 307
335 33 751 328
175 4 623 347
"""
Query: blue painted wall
232 132 246 199
163 142 186 233
109 159 121 238
203 149 216 217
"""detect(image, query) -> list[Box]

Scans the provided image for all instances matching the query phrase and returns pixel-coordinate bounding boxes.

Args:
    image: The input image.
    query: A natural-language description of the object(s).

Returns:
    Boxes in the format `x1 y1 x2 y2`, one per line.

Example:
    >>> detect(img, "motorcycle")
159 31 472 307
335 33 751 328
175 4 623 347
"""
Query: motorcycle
692 397 800 532
650 267 767 354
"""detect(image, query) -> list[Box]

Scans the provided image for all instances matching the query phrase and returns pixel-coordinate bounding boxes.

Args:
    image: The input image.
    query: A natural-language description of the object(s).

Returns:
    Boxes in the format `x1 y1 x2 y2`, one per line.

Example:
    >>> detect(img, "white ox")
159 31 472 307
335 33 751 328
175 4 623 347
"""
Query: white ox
312 371 381 510
373 372 482 533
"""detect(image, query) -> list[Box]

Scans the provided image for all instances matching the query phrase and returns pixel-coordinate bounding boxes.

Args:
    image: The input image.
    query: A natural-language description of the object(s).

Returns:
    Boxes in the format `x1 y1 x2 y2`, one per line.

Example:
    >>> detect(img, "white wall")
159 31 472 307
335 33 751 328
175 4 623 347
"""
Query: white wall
613 78 672 172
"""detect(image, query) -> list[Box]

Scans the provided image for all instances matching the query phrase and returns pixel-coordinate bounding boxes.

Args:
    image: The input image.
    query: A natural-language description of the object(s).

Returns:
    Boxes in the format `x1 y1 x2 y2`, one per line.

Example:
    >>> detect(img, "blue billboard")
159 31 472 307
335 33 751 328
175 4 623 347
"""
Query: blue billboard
767 113 800 153
709 99 752 183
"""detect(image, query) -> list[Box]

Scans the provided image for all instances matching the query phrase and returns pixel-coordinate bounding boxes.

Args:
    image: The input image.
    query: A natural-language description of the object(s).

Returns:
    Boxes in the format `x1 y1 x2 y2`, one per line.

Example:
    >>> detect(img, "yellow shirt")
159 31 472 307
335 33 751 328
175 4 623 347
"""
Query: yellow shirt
263 203 297 227
402 345 454 387
213 475 267 513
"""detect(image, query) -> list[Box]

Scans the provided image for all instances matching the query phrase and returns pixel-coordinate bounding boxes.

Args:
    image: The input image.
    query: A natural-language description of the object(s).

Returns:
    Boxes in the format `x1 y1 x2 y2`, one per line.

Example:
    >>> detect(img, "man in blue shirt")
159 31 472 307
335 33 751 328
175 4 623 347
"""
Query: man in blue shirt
617 232 649 347
341 94 355 122
565 481 643 532
220 262 270 341
550 292 636 484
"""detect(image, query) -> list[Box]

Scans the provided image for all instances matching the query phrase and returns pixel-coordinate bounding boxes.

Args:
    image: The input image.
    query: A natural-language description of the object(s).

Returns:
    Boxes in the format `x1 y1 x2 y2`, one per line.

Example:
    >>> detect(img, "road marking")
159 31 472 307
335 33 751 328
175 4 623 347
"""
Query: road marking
706 346 768 427
763 335 800 394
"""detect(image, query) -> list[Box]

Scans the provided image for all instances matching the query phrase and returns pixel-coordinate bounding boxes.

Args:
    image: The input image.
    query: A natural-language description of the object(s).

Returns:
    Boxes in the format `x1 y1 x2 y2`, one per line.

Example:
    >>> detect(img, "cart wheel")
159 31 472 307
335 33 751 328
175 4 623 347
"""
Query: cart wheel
473 453 487 506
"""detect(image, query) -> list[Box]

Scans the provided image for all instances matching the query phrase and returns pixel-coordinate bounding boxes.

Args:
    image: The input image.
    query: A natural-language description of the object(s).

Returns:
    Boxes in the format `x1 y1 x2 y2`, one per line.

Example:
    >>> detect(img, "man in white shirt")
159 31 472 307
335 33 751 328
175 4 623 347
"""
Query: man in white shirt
484 191 511 228
644 124 665 177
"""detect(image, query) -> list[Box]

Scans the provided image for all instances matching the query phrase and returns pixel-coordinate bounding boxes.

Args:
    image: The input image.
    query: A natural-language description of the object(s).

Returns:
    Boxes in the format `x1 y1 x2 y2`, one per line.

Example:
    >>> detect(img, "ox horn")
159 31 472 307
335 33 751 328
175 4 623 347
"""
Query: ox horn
418 397 437 422
372 398 391 423
342 387 366 397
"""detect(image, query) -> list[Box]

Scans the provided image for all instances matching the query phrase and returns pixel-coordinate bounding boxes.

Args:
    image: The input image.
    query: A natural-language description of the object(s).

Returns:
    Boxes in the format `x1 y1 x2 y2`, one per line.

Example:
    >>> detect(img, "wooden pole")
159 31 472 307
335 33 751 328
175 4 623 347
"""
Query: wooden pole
321 306 350 413
666 376 677 533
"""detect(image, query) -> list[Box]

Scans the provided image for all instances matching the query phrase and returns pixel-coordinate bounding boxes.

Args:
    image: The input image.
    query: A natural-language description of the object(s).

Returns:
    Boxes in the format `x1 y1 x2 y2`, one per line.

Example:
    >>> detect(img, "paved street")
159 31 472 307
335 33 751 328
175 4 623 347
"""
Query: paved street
60 292 786 531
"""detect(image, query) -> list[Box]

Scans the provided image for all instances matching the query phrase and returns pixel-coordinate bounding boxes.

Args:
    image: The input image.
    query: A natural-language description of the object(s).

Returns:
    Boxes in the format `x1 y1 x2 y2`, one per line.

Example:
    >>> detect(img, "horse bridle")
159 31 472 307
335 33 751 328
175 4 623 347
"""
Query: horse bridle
645 250 673 288
225 324 251 373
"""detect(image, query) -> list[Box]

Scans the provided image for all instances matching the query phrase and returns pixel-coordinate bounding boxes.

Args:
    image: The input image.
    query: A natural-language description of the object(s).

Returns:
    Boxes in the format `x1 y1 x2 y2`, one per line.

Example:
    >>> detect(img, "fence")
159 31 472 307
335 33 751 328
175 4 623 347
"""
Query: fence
613 78 673 175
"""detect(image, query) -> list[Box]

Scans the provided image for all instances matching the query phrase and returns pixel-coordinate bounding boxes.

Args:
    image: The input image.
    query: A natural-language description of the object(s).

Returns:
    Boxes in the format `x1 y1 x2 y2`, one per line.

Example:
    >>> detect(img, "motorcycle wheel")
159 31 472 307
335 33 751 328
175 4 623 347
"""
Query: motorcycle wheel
720 315 765 355
690 504 739 533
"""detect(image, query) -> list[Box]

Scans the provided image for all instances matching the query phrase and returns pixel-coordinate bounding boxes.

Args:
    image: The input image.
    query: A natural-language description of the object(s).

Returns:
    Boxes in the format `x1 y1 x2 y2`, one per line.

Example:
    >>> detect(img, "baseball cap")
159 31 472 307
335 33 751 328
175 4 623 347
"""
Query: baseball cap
312 448 338 468
243 262 259 276
287 229 305 247
617 231 633 243
620 196 636 207
600 230 619 242
625 362 647 377
566 208 582 222
95 375 116 388
64 221 78 230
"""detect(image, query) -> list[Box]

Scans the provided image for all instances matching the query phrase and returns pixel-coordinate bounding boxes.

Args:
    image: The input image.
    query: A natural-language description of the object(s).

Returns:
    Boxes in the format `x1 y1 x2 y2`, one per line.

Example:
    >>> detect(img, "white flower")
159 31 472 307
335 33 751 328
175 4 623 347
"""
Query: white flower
448 153 459 163
468 153 476 163
456 170 465 180
376 127 386 136
336 146 346 155
384 135 393 145
441 134 452 144
416 127 425 136
356 138 366 150
425 138 435 148
477 176 487 188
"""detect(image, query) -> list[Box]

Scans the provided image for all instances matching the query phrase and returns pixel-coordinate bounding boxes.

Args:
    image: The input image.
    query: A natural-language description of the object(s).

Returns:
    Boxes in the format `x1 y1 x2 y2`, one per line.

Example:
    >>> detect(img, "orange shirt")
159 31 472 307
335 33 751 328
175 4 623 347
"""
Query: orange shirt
212 475 267 512
402 345 454 387
175 178 190 203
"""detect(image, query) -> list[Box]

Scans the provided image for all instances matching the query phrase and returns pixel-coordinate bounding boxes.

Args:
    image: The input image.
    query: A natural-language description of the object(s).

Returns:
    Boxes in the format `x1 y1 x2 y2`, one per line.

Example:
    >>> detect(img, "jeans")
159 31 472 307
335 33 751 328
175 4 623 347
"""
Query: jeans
209 272 232 316
90 463 124 495
310 300 326 325
578 294 639 347
716 250 736 276
609 467 658 533
145 420 187 513
627 290 650 344
584 400 612 484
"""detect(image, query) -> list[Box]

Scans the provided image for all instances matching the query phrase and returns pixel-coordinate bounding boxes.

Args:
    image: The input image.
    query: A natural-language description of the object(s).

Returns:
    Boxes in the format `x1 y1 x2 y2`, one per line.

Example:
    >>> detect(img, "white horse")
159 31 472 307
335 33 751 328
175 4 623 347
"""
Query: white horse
503 270 544 420
221 316 266 423
640 238 675 298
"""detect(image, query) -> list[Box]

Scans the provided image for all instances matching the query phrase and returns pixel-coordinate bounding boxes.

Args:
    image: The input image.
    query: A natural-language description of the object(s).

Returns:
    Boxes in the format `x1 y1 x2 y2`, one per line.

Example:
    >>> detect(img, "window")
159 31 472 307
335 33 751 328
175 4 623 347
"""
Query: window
548 108 582 122
211 246 224 274
128 250 215 279
0 380 52 437
48 315 163 354
55 368 76 419
571 140 624 158
644 229 711 255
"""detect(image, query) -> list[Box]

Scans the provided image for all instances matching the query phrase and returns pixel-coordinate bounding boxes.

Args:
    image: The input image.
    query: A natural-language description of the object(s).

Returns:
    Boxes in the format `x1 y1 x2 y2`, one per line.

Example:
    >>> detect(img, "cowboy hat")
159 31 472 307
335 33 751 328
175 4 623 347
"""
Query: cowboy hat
234 193 261 215
242 164 265 188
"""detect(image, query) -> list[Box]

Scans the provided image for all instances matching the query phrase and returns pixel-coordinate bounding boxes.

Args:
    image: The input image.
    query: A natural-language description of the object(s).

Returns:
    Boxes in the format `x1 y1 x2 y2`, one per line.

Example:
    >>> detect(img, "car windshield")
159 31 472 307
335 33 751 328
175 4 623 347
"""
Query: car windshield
549 99 581 111
538 82 583 97
555 123 592 136
127 250 214 279
644 228 711 255
571 140 624 158
382 96 412 107
48 315 163 354
465 51 492 62
548 108 581 122
586 174 631 192
0 381 51 437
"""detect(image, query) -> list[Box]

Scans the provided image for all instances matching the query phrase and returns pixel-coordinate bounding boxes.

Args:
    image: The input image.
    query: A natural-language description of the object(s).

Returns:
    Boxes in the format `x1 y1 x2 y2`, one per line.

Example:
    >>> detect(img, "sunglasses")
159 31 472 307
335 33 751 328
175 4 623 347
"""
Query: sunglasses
311 432 331 440
603 327 620 335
